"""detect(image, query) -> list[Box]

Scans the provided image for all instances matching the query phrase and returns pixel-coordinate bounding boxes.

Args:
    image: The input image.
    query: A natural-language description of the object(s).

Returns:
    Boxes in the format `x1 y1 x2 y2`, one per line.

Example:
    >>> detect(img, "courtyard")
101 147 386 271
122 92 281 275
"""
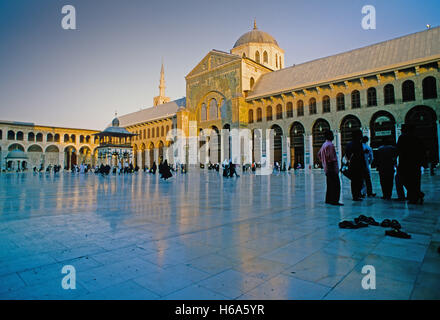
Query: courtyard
0 169 439 300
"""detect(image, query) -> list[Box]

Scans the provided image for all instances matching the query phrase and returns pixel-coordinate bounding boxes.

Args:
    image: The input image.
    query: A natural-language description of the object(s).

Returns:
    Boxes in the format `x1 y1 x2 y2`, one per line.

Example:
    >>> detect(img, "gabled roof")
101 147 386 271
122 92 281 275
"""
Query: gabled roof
118 98 186 127
247 26 440 100
186 50 240 79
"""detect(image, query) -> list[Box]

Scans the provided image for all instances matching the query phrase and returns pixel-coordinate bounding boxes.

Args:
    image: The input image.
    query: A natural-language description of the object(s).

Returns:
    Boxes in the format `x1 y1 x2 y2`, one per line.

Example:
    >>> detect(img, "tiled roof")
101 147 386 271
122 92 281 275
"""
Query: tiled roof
118 98 186 127
247 27 440 100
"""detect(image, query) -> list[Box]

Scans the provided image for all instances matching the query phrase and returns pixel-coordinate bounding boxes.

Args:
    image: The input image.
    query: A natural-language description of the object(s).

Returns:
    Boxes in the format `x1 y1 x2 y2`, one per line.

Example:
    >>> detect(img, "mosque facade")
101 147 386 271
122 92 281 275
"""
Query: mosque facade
1 23 439 171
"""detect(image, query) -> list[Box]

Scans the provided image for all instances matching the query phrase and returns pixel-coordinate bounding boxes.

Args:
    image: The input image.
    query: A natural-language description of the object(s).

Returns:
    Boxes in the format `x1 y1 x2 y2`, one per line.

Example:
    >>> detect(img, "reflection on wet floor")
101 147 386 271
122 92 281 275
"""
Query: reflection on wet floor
0 170 439 299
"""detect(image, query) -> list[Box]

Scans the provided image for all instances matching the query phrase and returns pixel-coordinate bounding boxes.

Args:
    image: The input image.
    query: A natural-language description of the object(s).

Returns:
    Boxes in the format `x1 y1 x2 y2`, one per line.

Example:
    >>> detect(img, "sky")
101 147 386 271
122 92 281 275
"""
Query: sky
0 0 439 130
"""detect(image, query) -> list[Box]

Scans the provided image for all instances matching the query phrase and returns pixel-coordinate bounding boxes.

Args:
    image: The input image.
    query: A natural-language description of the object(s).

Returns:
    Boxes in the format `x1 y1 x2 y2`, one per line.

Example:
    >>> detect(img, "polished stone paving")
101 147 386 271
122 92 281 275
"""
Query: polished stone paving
0 169 439 300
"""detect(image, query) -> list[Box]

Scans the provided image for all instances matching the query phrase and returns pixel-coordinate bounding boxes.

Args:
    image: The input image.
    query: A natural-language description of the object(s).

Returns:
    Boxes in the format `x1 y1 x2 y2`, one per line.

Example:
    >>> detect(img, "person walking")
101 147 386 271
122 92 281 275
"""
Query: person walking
318 130 343 206
362 136 376 197
397 124 426 204
345 130 367 201
374 144 397 200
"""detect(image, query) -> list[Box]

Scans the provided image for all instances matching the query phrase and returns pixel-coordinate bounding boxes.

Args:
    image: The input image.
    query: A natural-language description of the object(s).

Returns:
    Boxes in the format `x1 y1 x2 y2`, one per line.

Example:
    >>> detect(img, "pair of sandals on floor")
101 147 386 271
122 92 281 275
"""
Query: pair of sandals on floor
338 215 411 239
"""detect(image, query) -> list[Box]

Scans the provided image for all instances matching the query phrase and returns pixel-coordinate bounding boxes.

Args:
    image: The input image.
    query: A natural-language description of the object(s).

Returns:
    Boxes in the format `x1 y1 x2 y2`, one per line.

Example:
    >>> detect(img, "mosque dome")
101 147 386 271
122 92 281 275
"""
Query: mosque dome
112 116 120 127
233 21 279 48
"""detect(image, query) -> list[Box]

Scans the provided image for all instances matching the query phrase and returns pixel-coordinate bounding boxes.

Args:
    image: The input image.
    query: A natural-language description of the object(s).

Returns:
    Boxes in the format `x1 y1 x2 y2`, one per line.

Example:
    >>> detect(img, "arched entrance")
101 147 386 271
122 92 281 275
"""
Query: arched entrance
289 122 305 168
79 146 92 166
312 119 331 168
270 125 283 165
133 144 138 167
45 145 60 166
28 144 44 169
370 111 396 149
64 146 77 170
340 115 362 155
405 105 438 163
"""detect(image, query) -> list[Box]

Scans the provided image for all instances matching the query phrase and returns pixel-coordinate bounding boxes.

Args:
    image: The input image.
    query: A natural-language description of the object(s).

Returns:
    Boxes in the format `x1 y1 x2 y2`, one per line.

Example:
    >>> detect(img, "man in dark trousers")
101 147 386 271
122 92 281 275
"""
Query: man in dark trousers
374 144 397 200
345 129 367 201
397 124 426 204
318 130 343 206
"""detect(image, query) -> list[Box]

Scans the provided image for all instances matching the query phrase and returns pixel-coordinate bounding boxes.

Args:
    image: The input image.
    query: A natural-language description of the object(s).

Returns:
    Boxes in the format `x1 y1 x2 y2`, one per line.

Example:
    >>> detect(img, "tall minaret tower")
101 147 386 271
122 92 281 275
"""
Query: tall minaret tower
153 62 171 106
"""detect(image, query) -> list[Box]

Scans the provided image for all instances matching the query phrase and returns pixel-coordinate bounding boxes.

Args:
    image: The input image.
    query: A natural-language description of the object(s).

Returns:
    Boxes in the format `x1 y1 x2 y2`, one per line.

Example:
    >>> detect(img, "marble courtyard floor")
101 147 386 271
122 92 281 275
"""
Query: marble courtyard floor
0 170 439 300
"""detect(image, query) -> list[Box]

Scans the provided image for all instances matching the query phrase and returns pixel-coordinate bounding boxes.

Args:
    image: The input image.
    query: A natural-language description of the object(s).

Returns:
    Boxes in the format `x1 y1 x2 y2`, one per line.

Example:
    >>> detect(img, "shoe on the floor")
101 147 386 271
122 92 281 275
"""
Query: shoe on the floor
385 229 411 239
380 219 391 228
339 221 357 229
329 202 344 206
368 193 377 197
390 219 401 230
366 217 380 226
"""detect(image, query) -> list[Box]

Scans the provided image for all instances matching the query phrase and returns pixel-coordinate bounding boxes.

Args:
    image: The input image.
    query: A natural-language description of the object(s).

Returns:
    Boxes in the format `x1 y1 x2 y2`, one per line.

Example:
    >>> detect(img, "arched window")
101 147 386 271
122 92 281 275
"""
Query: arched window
263 51 268 63
0 130 2 140
63 134 69 142
384 84 395 105
16 131 23 141
286 102 293 118
351 90 361 108
47 133 53 142
200 103 207 121
255 51 260 63
28 132 35 141
279 56 282 69
275 54 278 68
248 109 254 123
297 100 304 117
7 130 14 140
80 135 84 143
36 133 43 142
161 126 164 136
147 128 150 138
54 134 60 142
256 108 262 122
309 98 317 115
250 77 255 89
402 80 415 102
276 104 283 119
242 52 246 58
322 96 330 113
423 76 437 99
266 106 273 121
152 128 155 138
166 126 169 136
336 93 345 111
209 99 218 120
156 127 159 137
70 134 75 143
367 87 377 106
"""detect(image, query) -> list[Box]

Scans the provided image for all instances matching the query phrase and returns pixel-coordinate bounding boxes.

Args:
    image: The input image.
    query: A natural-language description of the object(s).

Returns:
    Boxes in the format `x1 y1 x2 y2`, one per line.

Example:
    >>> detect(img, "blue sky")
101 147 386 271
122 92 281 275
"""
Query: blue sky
0 0 439 129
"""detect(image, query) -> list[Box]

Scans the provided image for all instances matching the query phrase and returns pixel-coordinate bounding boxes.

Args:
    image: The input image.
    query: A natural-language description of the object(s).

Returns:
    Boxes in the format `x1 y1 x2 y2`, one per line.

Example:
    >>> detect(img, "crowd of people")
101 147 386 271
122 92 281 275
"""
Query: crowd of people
318 125 430 206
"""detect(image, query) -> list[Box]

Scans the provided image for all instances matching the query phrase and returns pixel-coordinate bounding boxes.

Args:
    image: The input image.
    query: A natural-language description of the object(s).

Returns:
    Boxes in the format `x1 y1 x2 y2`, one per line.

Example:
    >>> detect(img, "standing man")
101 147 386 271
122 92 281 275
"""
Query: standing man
397 124 426 204
362 136 376 197
318 130 343 206
374 144 397 200
345 130 367 201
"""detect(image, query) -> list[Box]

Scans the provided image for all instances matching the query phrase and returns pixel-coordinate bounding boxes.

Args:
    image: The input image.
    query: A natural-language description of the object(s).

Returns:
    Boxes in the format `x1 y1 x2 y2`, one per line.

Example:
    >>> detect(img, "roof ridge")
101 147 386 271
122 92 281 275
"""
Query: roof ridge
268 26 440 76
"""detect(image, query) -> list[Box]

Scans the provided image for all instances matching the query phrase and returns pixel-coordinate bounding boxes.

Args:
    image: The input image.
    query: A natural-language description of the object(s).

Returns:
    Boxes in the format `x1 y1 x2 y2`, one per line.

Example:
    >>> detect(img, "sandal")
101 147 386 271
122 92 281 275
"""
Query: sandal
339 221 357 229
366 217 379 226
380 219 391 228
355 221 369 228
385 229 411 239
390 220 401 230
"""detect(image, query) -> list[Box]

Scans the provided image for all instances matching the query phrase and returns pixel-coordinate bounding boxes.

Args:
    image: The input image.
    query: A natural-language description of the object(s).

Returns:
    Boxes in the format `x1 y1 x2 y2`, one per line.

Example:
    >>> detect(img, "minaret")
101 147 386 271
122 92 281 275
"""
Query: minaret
153 62 170 106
